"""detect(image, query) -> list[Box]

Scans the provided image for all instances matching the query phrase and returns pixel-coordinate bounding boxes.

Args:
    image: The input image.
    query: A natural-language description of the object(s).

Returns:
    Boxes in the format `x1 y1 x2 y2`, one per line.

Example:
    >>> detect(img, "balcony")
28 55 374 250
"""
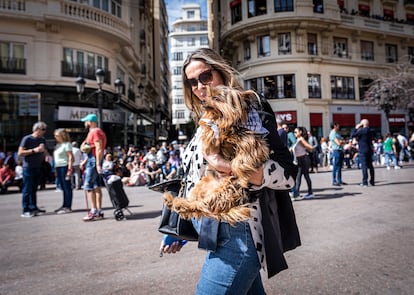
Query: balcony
381 0 398 5
405 0 414 9
0 0 129 42
0 57 26 74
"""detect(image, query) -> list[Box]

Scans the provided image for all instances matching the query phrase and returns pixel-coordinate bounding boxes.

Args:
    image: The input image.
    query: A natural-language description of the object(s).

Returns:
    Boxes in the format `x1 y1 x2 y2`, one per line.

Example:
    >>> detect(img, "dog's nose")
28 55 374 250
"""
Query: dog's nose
200 100 206 105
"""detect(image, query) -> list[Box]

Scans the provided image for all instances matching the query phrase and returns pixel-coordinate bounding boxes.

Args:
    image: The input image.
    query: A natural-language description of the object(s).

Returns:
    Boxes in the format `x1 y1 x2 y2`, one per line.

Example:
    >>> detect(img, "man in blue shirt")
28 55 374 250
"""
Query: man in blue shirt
329 122 344 186
351 119 375 187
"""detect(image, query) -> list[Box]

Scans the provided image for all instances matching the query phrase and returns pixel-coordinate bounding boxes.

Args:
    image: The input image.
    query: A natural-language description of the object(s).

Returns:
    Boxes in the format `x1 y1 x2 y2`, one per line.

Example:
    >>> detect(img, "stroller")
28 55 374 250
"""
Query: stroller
103 174 132 220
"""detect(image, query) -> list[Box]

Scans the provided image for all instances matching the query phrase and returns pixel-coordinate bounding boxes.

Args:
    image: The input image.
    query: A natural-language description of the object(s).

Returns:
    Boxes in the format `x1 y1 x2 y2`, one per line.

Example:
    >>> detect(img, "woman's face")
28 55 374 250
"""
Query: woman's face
184 60 224 100
294 129 301 138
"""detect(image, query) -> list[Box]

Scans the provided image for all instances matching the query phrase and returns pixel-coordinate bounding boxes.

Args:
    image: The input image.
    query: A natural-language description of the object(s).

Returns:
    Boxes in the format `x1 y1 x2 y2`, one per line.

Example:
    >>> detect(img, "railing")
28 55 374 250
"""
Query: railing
0 0 25 12
0 57 26 74
61 1 128 35
61 61 111 84
340 14 414 35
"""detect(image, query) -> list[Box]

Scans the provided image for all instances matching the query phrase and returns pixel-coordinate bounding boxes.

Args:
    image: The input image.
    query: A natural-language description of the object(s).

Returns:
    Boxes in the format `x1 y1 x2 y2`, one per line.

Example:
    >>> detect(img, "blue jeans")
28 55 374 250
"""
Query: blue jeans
22 167 41 213
359 153 375 185
332 150 344 184
55 166 73 208
195 222 266 295
384 151 397 167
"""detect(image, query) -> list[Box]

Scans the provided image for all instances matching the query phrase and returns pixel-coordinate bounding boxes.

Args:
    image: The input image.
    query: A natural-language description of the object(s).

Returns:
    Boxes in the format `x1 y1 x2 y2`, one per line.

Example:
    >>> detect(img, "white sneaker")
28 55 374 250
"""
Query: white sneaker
386 166 391 170
303 193 314 199
394 166 401 170
21 212 34 218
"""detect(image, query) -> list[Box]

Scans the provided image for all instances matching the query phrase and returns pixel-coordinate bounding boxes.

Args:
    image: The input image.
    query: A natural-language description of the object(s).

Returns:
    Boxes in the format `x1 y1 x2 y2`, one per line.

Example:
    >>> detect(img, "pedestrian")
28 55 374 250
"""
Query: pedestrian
0 162 15 194
276 117 287 147
383 133 399 170
17 121 47 217
351 119 375 187
53 128 74 214
80 113 107 221
307 130 319 173
320 137 329 167
159 48 300 294
291 127 314 200
396 132 409 164
329 122 345 186
71 141 82 190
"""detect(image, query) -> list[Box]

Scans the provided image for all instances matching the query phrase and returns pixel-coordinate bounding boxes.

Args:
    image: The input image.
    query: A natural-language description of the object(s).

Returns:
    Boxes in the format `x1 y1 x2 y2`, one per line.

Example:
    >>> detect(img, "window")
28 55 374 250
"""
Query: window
333 37 348 58
360 41 374 61
128 78 135 101
408 47 414 65
244 41 251 60
308 74 321 98
200 37 208 46
248 0 267 18
173 66 182 75
92 0 122 18
331 76 355 100
231 0 242 24
358 78 373 101
0 41 26 74
248 74 296 99
186 10 195 19
274 0 294 12
175 110 186 119
308 33 318 55
278 33 291 55
257 35 270 57
313 0 324 13
188 38 195 46
172 52 183 61
385 44 398 63
62 48 109 80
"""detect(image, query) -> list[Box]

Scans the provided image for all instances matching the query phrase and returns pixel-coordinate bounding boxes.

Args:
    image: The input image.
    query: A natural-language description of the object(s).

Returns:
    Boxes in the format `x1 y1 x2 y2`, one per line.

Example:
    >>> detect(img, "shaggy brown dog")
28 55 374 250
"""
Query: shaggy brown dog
163 86 269 225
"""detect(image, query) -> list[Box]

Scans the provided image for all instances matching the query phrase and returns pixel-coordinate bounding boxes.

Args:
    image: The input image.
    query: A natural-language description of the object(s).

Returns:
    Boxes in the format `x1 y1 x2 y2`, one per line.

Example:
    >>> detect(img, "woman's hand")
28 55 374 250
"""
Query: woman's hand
249 166 264 186
203 152 232 175
159 235 186 256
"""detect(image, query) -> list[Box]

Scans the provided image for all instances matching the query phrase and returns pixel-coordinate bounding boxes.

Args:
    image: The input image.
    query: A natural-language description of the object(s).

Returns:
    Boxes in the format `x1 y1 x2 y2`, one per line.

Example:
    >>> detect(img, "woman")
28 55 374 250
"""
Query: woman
159 48 301 294
291 127 314 200
53 129 74 214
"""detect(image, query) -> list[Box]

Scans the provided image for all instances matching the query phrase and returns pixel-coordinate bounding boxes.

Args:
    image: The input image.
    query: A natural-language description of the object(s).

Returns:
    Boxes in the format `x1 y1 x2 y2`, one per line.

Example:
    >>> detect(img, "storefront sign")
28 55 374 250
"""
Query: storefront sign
275 111 297 124
388 114 405 126
58 106 125 124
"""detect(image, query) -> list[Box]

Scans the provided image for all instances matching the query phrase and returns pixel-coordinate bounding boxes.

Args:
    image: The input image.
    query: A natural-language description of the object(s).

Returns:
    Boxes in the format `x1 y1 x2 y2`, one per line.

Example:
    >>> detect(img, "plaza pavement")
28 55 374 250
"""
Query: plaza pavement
0 163 413 295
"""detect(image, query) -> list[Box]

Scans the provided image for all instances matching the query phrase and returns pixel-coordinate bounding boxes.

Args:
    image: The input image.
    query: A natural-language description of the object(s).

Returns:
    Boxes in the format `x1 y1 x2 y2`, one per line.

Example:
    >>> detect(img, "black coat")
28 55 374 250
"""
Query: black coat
259 99 301 278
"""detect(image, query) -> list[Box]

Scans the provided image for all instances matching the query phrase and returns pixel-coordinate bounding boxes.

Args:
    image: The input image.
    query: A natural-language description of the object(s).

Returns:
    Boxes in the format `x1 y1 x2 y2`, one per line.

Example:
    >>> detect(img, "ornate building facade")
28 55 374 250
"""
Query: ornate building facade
208 0 414 138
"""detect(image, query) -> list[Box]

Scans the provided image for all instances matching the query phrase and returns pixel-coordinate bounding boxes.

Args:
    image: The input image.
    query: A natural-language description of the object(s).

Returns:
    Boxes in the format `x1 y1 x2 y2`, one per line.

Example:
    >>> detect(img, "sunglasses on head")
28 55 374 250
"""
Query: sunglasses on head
186 69 213 88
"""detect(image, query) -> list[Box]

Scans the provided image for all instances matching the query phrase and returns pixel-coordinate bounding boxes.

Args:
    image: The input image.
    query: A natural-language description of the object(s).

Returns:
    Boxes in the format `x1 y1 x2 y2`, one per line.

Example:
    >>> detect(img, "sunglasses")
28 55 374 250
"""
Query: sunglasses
186 69 213 88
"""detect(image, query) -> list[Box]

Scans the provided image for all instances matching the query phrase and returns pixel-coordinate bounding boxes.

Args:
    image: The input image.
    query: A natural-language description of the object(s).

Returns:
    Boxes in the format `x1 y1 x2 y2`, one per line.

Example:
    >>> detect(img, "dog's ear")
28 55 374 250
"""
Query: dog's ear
206 85 213 97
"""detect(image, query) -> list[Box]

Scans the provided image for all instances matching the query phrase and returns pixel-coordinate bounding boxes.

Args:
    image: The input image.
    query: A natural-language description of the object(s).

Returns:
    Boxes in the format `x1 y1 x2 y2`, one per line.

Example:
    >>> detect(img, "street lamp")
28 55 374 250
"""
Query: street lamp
75 69 124 129
374 88 397 133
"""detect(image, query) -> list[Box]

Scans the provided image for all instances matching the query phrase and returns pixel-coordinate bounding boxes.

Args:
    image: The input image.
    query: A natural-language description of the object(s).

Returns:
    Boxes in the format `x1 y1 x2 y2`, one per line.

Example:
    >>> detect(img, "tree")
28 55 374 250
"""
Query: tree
364 56 414 132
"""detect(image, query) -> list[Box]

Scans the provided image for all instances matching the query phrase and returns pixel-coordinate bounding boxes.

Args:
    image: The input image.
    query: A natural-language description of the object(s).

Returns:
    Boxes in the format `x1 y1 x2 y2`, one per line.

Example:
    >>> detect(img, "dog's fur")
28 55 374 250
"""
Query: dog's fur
163 86 269 225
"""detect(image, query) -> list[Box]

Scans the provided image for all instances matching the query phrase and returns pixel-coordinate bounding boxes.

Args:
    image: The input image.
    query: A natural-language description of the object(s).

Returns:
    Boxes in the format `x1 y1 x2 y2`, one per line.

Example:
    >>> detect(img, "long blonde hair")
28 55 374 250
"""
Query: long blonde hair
182 48 243 121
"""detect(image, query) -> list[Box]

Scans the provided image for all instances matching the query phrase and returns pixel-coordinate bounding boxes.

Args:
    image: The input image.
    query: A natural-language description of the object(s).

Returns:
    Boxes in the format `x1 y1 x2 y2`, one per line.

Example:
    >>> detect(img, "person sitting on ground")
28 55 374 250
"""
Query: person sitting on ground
145 160 162 185
0 162 15 194
121 162 147 186
161 161 177 181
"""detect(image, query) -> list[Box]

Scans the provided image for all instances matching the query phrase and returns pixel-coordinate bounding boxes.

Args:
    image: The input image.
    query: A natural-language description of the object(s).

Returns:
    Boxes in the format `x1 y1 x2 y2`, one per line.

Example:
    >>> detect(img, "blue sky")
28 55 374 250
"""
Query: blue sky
165 0 207 29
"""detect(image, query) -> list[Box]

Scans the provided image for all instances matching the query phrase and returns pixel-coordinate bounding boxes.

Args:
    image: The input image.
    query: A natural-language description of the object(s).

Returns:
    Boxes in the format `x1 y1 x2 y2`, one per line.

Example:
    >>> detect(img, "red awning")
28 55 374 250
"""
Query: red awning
332 113 356 127
407 14 414 20
388 114 405 126
310 113 323 126
360 114 381 127
384 9 394 16
337 0 344 6
358 4 370 12
275 111 297 124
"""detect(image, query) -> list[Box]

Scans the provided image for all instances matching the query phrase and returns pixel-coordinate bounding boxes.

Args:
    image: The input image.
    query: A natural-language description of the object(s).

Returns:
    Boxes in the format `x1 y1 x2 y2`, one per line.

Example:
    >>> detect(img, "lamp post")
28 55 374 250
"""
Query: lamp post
75 69 124 129
374 88 397 134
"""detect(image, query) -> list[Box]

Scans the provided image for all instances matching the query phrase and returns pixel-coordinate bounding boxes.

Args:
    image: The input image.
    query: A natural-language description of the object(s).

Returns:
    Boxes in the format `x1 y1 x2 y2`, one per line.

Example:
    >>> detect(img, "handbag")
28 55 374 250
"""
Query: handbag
149 170 199 241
